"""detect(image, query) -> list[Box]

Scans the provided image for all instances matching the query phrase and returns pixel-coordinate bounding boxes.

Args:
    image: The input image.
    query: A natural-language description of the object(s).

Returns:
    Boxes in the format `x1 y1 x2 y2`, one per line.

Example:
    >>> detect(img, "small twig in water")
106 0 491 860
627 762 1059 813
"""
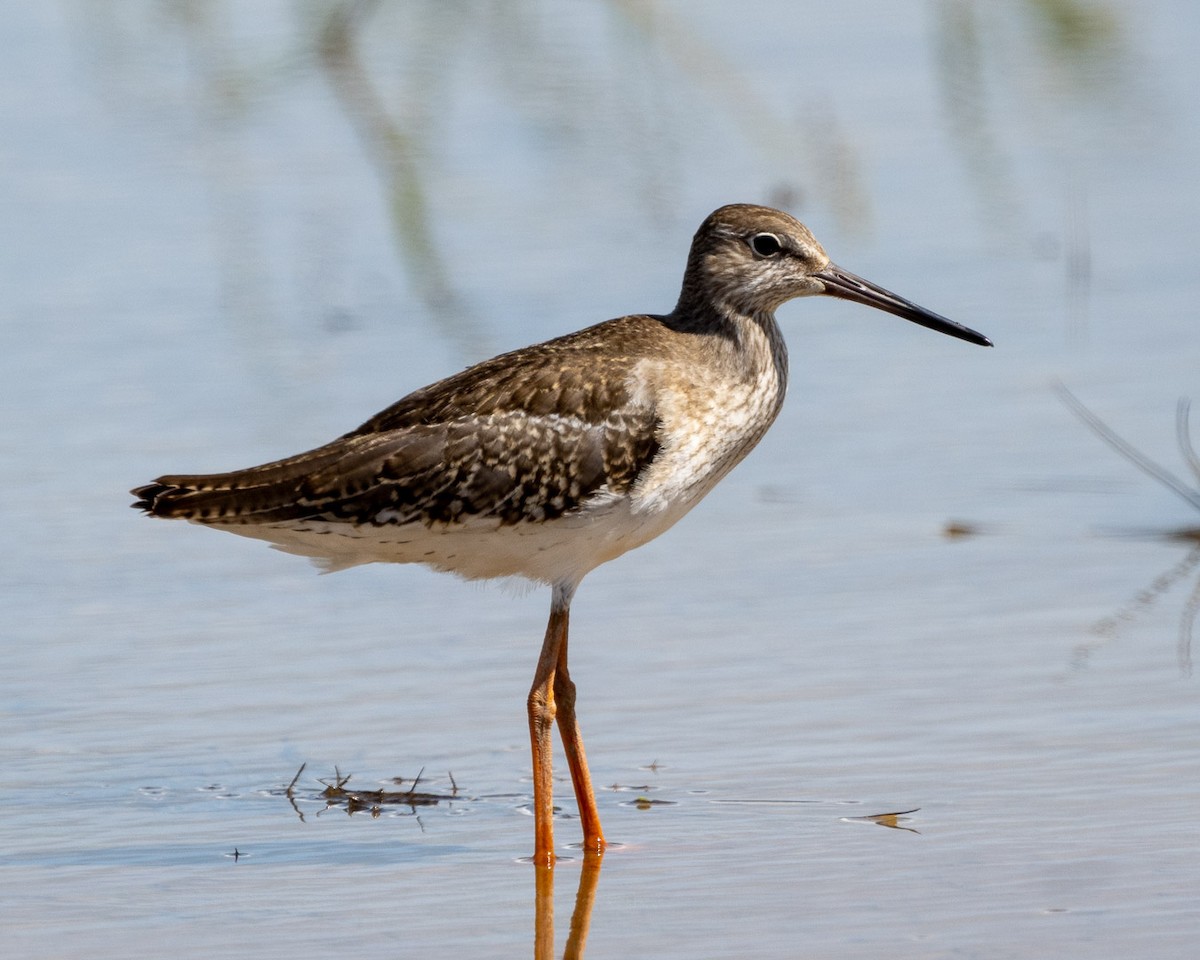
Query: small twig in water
405 766 426 800
287 762 306 797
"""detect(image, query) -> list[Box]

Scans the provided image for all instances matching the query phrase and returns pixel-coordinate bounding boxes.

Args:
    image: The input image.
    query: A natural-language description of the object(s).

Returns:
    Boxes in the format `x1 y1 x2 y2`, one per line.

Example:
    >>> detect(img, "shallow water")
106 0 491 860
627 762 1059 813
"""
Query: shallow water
4 1 1200 957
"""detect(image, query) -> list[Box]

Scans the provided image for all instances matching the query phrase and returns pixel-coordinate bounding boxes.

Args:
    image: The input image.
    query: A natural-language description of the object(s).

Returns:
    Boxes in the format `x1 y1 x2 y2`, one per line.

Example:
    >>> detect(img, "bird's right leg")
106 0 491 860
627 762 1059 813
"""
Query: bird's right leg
552 625 606 855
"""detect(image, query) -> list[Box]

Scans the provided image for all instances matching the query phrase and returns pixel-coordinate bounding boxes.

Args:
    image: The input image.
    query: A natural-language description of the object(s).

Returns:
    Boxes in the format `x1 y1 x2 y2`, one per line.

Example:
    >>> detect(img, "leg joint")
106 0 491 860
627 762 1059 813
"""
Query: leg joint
527 685 555 723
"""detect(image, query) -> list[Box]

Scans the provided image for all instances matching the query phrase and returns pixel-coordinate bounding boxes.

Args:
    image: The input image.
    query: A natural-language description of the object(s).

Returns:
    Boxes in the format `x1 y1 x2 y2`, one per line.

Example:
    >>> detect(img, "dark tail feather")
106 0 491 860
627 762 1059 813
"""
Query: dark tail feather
129 441 354 521
131 482 174 515
129 429 439 523
130 479 319 522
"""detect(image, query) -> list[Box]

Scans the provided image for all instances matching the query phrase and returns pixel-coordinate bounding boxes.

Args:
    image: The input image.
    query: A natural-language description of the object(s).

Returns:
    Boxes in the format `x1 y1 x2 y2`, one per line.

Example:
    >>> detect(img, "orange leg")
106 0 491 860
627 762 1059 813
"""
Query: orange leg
553 625 606 854
527 583 606 865
527 599 565 866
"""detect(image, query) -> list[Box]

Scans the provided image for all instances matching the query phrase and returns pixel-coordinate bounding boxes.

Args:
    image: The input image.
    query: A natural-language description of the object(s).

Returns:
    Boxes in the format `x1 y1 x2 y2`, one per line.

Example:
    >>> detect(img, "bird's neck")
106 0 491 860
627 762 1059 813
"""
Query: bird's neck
662 298 790 412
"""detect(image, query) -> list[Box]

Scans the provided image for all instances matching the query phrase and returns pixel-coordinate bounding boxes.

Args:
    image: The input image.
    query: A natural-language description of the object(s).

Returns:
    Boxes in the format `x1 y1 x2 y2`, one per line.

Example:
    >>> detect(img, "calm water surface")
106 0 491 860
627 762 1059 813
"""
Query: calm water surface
3 2 1198 957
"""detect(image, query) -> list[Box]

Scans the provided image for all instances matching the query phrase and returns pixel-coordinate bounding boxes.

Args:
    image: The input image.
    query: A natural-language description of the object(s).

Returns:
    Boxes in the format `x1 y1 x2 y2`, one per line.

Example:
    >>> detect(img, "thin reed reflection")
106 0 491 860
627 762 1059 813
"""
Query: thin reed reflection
1056 384 1200 673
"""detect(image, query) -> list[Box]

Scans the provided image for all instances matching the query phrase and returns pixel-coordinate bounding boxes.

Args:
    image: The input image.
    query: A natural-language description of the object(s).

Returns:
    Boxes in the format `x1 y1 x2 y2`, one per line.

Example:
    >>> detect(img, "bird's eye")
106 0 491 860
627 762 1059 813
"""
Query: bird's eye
749 233 783 257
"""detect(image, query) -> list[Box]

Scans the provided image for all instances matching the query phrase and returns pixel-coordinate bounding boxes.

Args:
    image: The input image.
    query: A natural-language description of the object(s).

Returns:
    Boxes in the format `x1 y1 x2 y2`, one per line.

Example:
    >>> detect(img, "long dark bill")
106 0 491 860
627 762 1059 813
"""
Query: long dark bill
815 265 992 347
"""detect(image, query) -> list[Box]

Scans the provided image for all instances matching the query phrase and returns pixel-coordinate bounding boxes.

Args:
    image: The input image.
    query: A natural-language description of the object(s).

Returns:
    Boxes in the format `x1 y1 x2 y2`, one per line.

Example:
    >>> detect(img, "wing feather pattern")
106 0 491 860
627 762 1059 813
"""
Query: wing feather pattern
132 316 665 530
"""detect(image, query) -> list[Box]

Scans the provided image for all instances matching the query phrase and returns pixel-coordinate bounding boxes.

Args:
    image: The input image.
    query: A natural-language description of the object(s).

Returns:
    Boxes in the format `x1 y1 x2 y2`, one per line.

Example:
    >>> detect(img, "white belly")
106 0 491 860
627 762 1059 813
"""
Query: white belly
199 490 683 585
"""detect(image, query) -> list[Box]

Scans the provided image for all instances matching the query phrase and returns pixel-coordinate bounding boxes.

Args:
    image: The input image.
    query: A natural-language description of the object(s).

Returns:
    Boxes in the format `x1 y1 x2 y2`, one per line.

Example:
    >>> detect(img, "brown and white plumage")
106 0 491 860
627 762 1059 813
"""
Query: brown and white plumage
134 318 667 576
133 204 990 864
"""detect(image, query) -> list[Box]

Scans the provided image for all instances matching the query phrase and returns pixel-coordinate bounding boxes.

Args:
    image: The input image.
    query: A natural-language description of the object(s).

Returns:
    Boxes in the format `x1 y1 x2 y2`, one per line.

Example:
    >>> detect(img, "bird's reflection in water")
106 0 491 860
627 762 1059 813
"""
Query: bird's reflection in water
534 854 603 960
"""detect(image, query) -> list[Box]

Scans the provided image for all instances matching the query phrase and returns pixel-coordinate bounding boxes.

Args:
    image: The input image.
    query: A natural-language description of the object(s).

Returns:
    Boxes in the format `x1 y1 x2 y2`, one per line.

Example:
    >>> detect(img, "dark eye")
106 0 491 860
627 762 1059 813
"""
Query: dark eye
749 233 783 257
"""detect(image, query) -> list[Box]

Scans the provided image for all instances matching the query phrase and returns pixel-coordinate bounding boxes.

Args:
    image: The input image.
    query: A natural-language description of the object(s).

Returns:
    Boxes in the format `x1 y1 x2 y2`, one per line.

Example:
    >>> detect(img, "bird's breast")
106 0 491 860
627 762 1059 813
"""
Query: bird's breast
630 348 787 519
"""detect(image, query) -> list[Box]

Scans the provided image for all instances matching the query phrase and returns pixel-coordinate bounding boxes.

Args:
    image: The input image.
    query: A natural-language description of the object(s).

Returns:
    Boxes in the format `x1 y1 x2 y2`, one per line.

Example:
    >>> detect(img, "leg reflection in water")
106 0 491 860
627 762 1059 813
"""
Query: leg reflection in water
535 852 603 960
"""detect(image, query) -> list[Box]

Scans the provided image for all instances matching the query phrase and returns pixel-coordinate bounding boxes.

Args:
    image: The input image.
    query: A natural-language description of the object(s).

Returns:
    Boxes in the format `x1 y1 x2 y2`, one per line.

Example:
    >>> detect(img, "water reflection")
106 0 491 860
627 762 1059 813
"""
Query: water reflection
317 0 484 352
840 807 922 834
535 855 602 960
1057 384 1200 673
932 0 1134 217
1084 542 1200 676
275 765 595 958
931 0 1140 337
63 0 1155 359
61 0 882 366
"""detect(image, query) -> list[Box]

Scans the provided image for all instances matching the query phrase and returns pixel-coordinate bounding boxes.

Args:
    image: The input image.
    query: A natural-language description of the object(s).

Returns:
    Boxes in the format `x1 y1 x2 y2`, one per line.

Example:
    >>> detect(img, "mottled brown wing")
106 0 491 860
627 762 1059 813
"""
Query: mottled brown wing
287 409 647 527
347 314 665 433
132 317 663 526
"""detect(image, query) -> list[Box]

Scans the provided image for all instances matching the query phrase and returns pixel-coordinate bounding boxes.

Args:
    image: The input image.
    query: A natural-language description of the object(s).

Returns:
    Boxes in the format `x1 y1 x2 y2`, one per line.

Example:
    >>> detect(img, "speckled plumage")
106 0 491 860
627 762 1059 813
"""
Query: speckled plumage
132 204 990 863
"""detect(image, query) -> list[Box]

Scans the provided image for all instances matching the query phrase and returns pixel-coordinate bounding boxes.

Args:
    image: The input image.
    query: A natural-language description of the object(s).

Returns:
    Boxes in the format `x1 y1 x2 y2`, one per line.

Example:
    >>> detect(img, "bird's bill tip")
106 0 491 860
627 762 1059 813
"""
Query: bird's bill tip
815 265 992 347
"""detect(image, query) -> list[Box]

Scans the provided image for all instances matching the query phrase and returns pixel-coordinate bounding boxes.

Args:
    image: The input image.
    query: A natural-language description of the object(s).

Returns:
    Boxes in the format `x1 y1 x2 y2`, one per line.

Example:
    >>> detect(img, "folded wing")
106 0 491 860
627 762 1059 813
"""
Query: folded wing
133 322 663 530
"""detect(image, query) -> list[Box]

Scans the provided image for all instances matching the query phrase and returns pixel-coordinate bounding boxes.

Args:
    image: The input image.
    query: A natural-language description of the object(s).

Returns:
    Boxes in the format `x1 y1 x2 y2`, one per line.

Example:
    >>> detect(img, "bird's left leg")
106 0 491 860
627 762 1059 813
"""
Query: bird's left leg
528 584 572 865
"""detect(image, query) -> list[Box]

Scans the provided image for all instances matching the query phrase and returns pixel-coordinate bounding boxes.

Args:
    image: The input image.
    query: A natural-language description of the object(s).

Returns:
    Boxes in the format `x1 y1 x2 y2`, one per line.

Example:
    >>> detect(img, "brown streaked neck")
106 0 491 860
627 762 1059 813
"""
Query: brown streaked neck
668 264 789 377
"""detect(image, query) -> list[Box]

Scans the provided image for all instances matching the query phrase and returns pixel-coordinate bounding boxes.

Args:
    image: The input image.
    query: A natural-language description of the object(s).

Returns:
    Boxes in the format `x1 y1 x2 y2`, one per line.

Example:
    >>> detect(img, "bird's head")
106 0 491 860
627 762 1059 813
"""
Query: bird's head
680 203 991 347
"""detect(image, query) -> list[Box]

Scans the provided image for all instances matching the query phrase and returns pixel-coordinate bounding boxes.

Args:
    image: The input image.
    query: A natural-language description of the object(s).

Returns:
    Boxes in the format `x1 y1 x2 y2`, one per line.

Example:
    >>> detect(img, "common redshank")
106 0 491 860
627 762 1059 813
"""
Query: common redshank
132 203 991 865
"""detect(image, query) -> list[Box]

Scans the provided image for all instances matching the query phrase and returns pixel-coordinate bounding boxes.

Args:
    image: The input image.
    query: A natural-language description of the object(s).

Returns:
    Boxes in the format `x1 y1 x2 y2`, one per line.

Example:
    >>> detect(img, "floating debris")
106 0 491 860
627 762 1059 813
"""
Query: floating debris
841 807 921 832
281 763 463 819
